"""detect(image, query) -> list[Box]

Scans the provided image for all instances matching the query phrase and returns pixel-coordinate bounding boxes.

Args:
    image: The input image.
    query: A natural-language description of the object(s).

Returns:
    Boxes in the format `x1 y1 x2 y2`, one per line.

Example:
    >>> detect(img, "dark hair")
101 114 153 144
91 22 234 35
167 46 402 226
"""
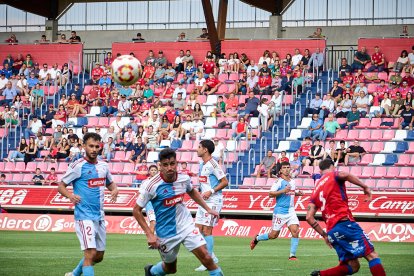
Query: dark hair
0 173 5 178
319 159 334 171
199 140 215 154
280 161 290 168
401 50 408 57
148 164 158 171
50 167 55 171
158 148 176 162
83 132 101 144
340 140 345 144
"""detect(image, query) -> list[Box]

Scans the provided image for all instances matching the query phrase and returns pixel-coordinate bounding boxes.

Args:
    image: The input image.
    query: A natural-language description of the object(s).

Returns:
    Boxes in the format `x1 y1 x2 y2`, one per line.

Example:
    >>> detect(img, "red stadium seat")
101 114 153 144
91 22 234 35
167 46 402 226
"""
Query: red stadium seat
14 162 26 172
373 166 387 179
242 177 255 187
406 143 414 154
335 130 348 140
254 178 267 187
180 152 192 163
376 179 388 189
386 166 400 178
22 173 34 183
369 118 382 128
364 179 376 189
398 167 413 179
218 74 228 82
382 129 395 140
348 130 360 140
11 174 24 184
361 166 374 178
122 163 135 174
112 163 124 173
266 178 274 186
395 154 410 166
180 140 193 151
86 117 99 128
4 162 15 172
57 162 69 173
98 117 109 127
112 175 122 184
302 178 315 188
113 151 126 161
355 118 370 129
401 180 414 189
302 166 313 175
360 154 373 165
389 180 401 189
370 142 383 153
216 129 227 139
122 175 134 186
360 142 372 152
350 166 362 177
370 130 383 141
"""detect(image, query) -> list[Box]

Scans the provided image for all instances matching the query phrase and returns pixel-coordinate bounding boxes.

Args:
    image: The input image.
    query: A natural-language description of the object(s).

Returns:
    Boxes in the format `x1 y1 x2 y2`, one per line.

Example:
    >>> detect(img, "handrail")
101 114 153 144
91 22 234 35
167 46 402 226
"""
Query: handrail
39 102 46 117
283 113 290 139
271 124 279 150
247 148 256 176
303 68 310 88
327 68 333 89
324 47 329 72
317 78 323 97
337 58 341 79
15 124 22 149
312 65 316 82
259 136 267 162
235 160 243 188
294 101 302 127
0 135 5 159
225 173 231 188
305 89 313 108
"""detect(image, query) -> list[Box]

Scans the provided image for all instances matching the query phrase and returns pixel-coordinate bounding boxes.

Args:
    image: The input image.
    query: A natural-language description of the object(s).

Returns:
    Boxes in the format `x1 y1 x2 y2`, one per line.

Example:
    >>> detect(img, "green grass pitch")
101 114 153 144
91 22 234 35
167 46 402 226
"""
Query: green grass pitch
1 231 413 275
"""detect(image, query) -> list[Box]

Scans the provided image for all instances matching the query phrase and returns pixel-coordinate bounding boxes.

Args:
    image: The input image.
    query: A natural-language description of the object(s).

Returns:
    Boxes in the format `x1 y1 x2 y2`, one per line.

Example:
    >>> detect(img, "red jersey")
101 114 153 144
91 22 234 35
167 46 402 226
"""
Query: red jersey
108 98 119 108
135 165 149 180
89 86 100 99
202 61 216 74
236 122 246 134
92 67 104 80
206 78 219 88
131 104 140 112
402 76 414 87
163 87 174 99
277 157 289 163
165 110 176 123
371 52 384 65
353 74 365 84
46 174 58 185
56 110 67 123
140 102 151 111
342 75 353 85
258 75 272 87
143 66 155 79
178 169 194 177
310 171 355 232
299 143 312 156
104 57 114 67
225 98 239 109
280 66 291 77
399 86 411 98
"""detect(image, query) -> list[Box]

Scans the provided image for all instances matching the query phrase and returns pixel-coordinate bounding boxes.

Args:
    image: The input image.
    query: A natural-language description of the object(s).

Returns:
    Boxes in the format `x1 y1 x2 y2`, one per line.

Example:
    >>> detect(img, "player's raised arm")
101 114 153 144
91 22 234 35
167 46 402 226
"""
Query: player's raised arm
306 203 331 248
336 171 372 201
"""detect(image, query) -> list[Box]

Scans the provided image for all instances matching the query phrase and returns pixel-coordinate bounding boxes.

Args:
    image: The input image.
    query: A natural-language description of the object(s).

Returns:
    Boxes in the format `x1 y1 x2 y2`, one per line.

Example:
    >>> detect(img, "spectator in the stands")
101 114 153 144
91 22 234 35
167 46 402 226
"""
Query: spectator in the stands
5 33 18 43
103 52 114 70
120 126 136 151
0 81 17 107
101 137 115 162
370 92 392 119
354 90 370 117
24 115 42 139
117 95 131 116
274 151 289 176
4 138 27 162
202 56 217 78
319 93 335 118
38 63 50 84
174 50 185 72
258 61 271 76
298 136 312 166
268 90 282 118
91 62 104 84
258 70 272 94
320 113 340 141
308 27 325 38
98 73 112 87
69 31 81 43
12 53 24 75
367 46 385 72
52 104 67 129
289 153 301 178
177 32 187 41
45 167 58 185
340 105 360 129
201 73 222 95
399 102 414 130
0 73 9 93
309 138 325 167
24 137 37 165
154 51 167 68
41 104 56 128
66 142 81 162
390 92 405 117
257 97 271 133
344 140 366 166
309 114 323 140
394 50 409 72
181 50 194 69
329 80 343 103
308 48 324 72
4 106 19 128
31 83 44 111
3 54 14 69
258 50 271 67
56 33 68 43
299 49 311 69
145 125 159 150
304 93 322 117
278 70 294 93
292 70 303 94
16 73 28 95
351 47 370 71
197 28 209 40
256 150 276 178
32 168 45 186
339 58 352 78
246 69 259 93
133 160 149 187
232 116 248 141
324 140 338 166
132 32 145 41
244 91 260 120
0 174 7 185
291 49 303 68
129 136 146 164
246 59 258 75
0 63 13 79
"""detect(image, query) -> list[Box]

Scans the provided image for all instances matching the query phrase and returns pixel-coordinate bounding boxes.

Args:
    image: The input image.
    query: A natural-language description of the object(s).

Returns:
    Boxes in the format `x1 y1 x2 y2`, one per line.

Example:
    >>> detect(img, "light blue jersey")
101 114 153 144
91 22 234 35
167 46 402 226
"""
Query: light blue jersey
136 173 194 239
270 178 296 215
62 158 113 221
199 158 226 200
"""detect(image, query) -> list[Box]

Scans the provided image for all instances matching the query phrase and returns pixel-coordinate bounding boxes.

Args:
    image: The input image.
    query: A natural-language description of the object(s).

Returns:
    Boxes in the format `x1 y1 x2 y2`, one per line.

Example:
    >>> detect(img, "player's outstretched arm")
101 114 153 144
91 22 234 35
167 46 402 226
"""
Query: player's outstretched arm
336 171 372 201
106 182 119 203
306 203 331 249
57 182 81 205
132 204 159 249
188 189 219 217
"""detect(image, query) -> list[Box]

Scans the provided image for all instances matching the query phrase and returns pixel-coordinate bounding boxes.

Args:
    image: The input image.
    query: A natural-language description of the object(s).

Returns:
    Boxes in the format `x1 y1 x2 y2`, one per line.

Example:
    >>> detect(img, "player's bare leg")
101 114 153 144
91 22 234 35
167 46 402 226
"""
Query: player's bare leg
288 224 300 260
195 224 219 272
250 230 280 250
192 245 223 276
66 249 105 276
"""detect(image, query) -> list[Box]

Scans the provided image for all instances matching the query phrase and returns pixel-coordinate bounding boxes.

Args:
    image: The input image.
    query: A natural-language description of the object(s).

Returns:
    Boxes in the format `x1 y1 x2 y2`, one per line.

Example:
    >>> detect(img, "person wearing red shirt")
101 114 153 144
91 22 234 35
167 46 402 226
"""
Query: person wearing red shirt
202 56 217 77
352 69 365 86
162 81 174 100
45 167 58 185
402 68 414 87
298 136 312 166
104 52 114 70
342 71 353 86
178 162 195 177
372 79 389 103
306 159 386 276
367 46 385 72
101 91 119 116
143 61 155 83
133 160 149 187
52 104 67 128
399 81 412 98
138 97 151 117
201 73 222 95
91 62 104 84
225 92 239 109
164 104 176 123
258 71 272 94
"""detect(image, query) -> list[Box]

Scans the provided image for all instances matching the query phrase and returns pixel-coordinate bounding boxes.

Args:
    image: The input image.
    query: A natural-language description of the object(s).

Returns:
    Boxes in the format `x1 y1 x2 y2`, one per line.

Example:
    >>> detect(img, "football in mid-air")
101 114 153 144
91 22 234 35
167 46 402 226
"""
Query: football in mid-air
111 55 140 86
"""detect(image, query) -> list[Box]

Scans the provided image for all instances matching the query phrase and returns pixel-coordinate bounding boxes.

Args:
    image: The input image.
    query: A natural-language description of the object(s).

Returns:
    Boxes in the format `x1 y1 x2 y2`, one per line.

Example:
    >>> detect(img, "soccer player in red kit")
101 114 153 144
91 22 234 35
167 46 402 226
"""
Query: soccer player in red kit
306 159 386 276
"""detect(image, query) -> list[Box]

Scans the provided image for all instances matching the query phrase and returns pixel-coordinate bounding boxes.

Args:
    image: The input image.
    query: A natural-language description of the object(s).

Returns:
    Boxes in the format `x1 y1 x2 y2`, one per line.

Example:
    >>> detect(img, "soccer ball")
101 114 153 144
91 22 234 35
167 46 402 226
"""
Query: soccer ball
111 55 140 86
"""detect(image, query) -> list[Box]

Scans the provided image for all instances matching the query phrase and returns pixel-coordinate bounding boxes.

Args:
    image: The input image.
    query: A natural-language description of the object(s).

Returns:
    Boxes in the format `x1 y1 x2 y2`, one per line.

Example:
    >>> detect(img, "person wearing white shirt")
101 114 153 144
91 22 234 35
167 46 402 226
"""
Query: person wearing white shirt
180 114 193 139
212 138 225 163
247 70 259 92
354 91 370 117
194 74 206 89
110 114 126 135
186 118 204 141
117 96 131 115
16 73 28 95
308 48 324 71
24 116 43 139
319 94 335 118
38 64 50 83
0 74 9 91
292 49 303 67
257 98 272 132
246 59 259 75
175 50 185 72
354 82 368 95
270 90 283 116
173 83 187 99
48 64 61 83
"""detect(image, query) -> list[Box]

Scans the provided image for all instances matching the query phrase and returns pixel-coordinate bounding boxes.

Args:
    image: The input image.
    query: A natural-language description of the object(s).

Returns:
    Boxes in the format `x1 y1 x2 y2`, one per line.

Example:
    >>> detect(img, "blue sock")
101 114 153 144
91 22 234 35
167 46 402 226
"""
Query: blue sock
209 267 223 276
257 233 269 241
82 266 94 276
205 235 214 255
369 258 382 268
290 238 299 256
150 262 166 276
73 257 84 276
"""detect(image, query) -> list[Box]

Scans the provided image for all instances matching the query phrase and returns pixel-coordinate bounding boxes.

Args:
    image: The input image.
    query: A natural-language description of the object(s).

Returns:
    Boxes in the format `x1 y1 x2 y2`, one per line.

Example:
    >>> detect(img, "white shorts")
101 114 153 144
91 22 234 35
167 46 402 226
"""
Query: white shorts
272 213 299 231
75 220 106 251
195 197 223 227
158 227 206 263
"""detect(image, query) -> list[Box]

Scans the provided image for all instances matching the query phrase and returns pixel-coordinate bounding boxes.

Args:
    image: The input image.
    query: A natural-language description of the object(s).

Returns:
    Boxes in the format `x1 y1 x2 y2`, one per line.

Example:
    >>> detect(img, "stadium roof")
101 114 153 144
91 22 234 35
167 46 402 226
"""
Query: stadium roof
0 0 294 20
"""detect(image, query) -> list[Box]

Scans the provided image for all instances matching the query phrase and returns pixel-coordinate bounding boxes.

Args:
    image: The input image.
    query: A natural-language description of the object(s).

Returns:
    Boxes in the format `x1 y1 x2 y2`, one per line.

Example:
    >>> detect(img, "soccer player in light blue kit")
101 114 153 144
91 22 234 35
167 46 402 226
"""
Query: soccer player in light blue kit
250 161 304 260
58 132 118 276
133 148 224 276
194 140 228 272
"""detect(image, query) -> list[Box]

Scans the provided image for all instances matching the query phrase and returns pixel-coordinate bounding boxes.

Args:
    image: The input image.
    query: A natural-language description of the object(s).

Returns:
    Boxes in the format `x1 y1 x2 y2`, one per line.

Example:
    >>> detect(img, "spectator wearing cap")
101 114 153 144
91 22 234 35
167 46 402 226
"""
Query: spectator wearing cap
91 62 104 84
154 51 167 68
308 47 324 72
290 152 301 178
0 81 17 106
30 63 40 79
320 113 340 141
258 61 271 76
399 102 414 130
16 73 28 95
202 56 217 78
340 105 360 129
154 63 167 86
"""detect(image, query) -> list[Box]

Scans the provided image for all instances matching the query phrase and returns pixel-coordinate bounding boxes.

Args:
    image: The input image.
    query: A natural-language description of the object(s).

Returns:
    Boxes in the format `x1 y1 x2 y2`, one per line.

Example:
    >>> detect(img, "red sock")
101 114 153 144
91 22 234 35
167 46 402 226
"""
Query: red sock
320 264 349 276
370 264 386 276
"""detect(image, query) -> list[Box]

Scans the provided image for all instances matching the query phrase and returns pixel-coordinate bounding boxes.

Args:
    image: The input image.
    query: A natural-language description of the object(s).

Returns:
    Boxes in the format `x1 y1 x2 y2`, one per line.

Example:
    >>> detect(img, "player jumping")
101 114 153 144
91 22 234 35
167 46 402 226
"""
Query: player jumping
132 148 224 276
250 161 303 260
306 159 386 276
59 132 119 276
194 140 229 271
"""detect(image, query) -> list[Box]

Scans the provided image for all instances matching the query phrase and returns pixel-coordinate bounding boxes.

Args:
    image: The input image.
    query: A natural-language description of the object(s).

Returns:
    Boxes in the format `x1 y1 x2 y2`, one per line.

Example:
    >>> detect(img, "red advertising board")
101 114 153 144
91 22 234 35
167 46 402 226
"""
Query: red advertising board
0 213 413 242
1 186 413 218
